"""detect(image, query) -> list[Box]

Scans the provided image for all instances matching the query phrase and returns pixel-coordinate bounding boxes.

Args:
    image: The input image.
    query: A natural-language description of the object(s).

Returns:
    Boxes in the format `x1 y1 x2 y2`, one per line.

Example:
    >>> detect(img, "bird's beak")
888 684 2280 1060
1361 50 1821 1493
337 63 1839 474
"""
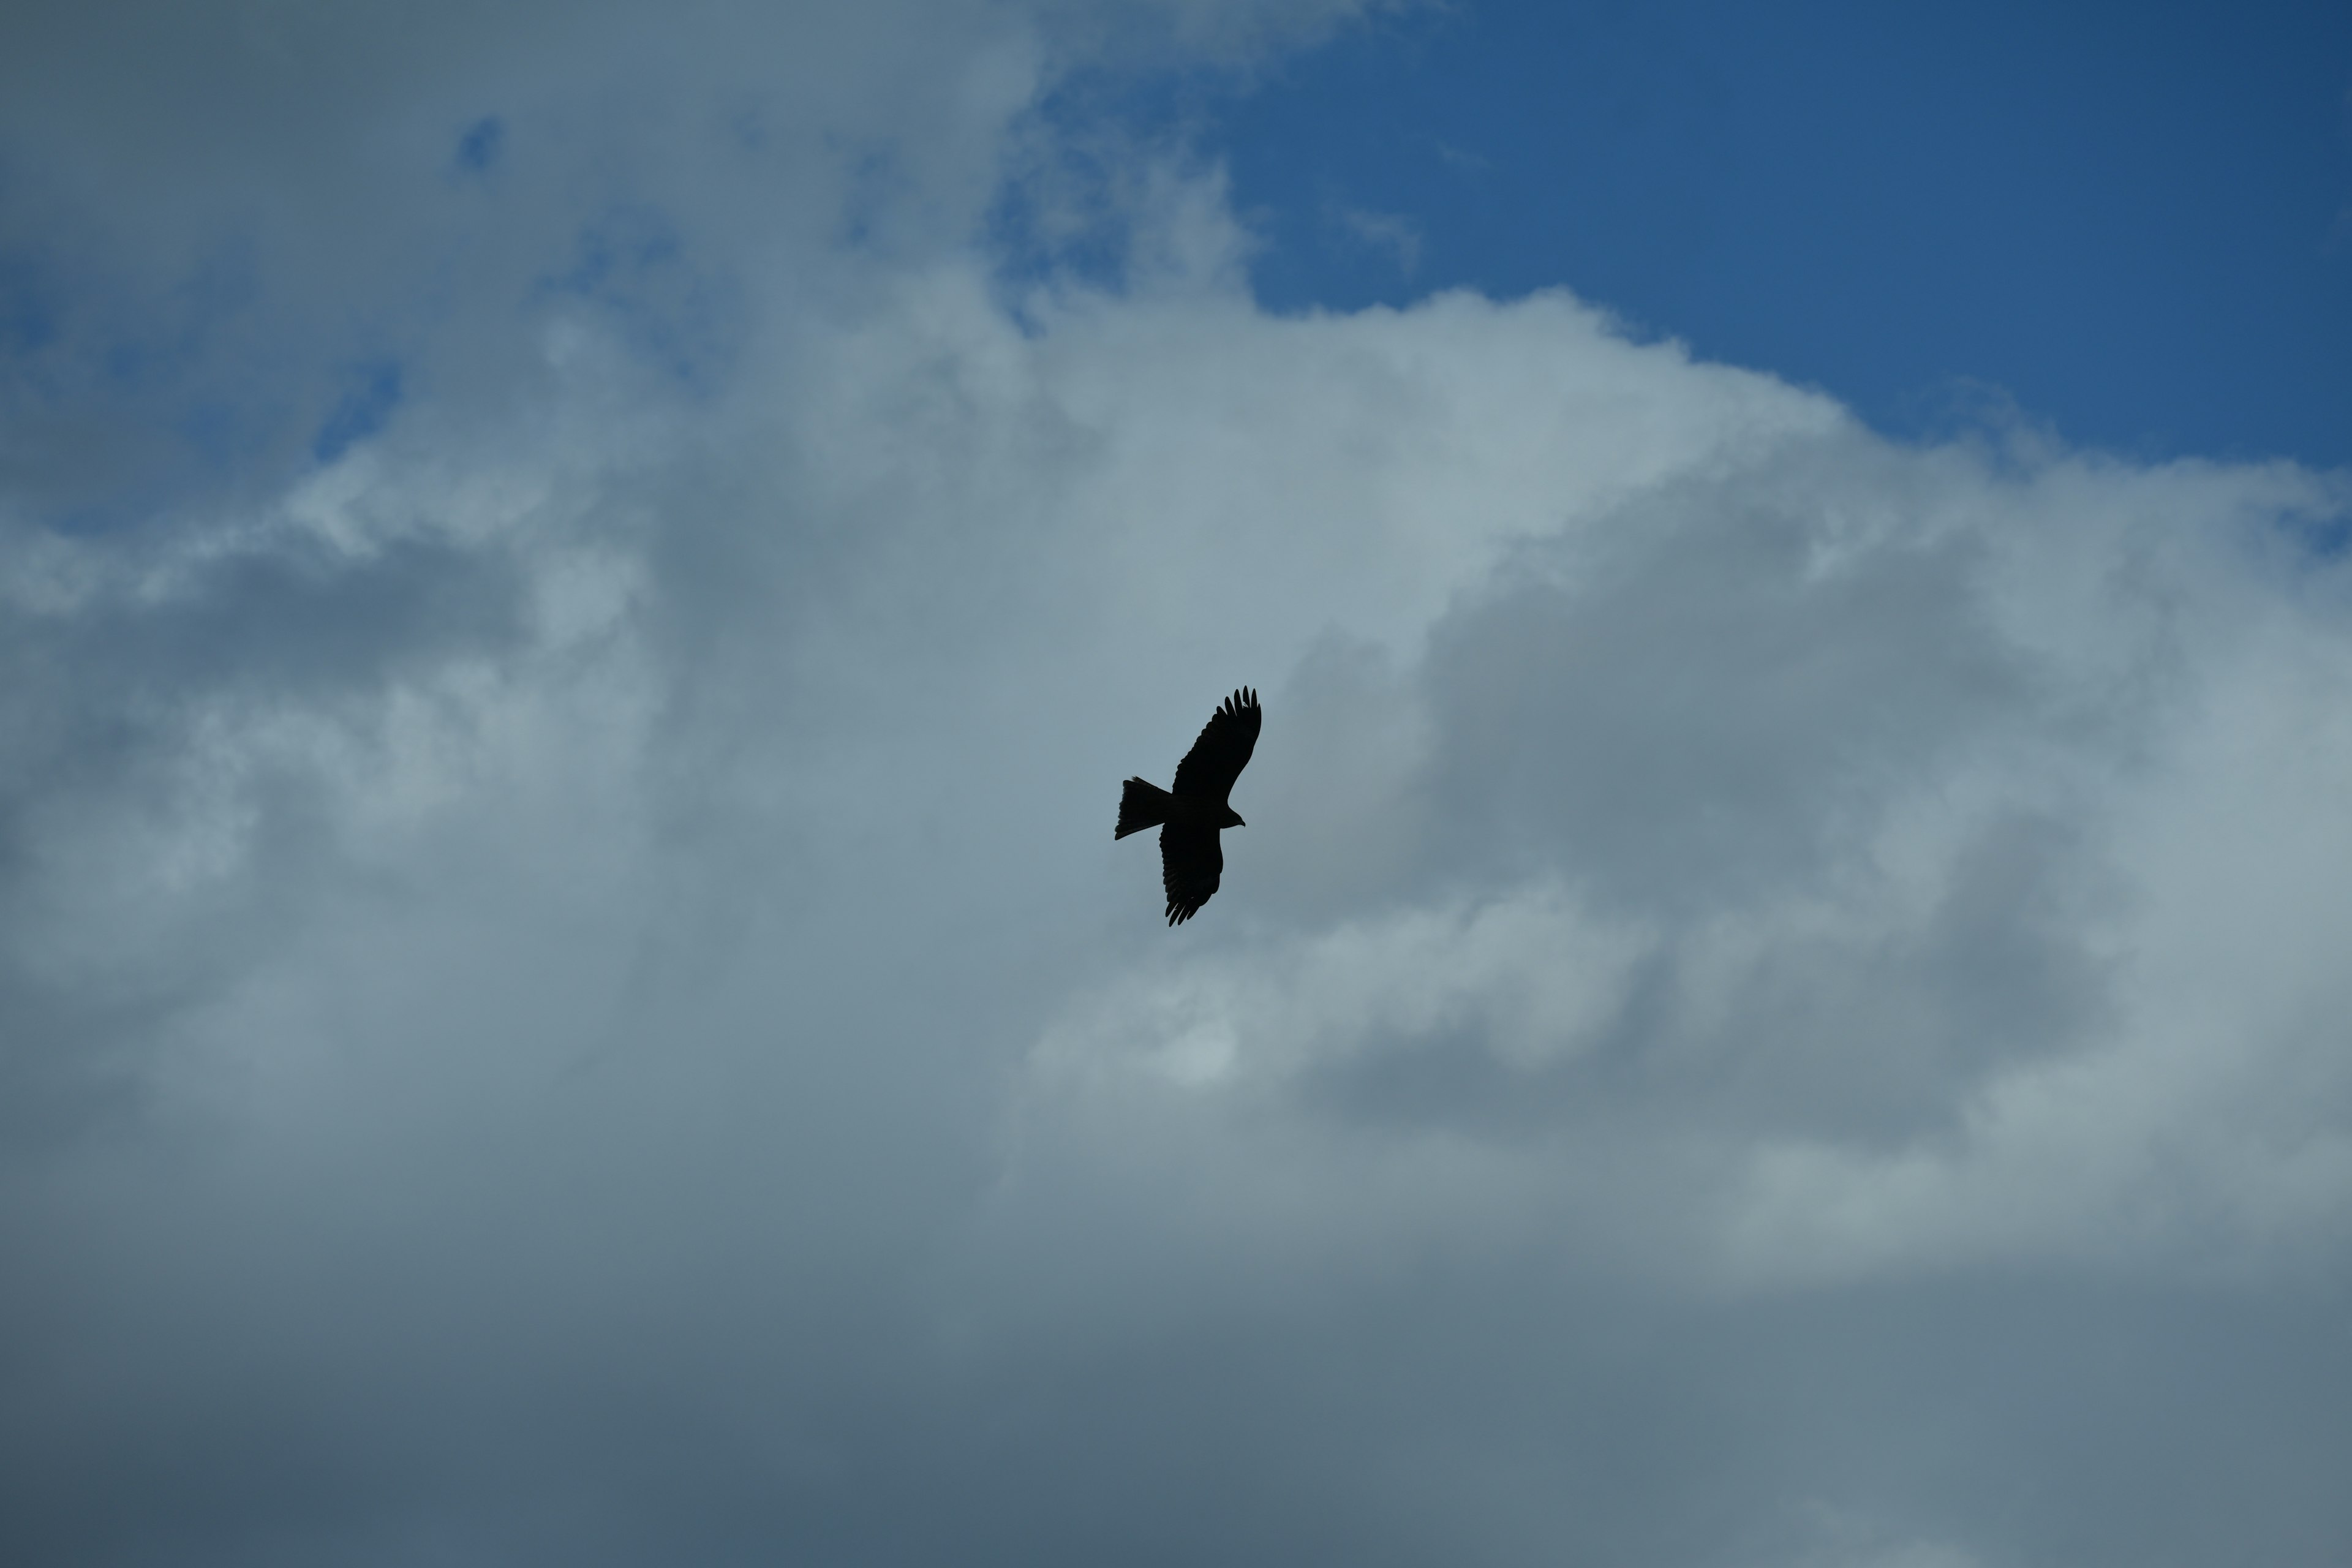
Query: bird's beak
1234 815 1246 827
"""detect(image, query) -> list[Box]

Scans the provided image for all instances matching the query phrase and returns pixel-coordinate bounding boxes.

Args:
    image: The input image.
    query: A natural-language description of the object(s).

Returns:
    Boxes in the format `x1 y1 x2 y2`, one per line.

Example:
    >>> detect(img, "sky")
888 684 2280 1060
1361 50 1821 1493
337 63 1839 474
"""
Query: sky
1206 0 2352 467
2 2 2350 1565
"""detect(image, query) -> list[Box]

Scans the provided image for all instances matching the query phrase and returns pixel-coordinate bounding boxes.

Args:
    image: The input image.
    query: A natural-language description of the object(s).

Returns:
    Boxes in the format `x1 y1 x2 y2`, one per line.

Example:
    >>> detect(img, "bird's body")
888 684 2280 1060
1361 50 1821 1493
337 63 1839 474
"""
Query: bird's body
1116 782 1237 832
1116 687 1259 925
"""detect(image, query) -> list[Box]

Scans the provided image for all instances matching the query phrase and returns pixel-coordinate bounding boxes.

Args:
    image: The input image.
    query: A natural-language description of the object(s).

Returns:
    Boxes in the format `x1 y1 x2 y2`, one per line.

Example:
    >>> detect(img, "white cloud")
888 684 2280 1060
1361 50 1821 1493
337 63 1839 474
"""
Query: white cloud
1003 397 2352 1294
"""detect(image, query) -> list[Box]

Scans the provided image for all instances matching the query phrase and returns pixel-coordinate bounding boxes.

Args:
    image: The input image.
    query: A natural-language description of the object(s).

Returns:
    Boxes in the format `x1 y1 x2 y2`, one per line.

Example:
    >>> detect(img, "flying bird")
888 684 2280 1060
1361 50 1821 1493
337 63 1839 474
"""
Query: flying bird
1116 687 1261 925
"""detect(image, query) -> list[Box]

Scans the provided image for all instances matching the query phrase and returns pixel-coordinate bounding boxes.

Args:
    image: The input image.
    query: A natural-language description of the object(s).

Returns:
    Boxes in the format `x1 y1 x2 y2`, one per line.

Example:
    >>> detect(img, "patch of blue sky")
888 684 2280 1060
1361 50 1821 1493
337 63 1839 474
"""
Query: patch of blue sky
456 116 505 175
546 205 682 296
311 360 404 465
535 206 741 394
982 66 1251 325
0 252 59 356
1186 0 2352 469
2 235 300 534
984 127 1152 312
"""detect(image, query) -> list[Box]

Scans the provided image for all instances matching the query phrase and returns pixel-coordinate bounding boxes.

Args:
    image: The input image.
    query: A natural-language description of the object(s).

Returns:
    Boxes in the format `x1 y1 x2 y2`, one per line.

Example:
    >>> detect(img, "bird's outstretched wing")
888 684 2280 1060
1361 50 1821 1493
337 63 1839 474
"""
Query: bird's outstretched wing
1160 821 1223 925
1170 687 1261 802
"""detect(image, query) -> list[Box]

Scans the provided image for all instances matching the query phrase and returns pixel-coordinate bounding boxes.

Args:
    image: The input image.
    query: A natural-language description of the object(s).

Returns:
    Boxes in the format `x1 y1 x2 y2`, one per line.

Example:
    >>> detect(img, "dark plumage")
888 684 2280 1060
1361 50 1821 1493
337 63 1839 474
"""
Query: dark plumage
1115 687 1261 925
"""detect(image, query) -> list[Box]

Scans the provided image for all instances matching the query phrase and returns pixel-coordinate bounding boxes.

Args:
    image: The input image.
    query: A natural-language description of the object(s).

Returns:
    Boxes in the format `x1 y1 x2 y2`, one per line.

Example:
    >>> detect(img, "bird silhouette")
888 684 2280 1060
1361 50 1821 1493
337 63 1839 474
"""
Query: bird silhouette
1115 687 1261 925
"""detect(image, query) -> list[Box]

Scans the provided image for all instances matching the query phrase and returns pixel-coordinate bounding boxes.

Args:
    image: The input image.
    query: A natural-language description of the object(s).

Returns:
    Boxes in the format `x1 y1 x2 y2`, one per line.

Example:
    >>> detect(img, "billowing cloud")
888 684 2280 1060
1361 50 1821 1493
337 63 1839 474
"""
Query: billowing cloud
6 2 2351 1564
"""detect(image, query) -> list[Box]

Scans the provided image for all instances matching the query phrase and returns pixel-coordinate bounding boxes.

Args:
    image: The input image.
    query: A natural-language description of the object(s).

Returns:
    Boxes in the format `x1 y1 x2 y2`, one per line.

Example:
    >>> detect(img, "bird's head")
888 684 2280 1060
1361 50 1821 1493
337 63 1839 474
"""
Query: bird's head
1221 805 1246 829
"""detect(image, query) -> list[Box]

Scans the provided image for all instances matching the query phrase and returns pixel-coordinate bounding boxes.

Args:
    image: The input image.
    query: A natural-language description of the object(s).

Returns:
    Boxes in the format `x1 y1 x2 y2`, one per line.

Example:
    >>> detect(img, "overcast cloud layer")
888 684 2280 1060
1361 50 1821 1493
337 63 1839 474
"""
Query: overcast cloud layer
6 4 2351 1565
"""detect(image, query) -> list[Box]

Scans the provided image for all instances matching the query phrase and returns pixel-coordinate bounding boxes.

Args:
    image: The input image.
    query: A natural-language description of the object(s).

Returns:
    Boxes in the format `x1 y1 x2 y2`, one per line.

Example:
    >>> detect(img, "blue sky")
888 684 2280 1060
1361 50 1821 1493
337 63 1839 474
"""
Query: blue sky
1208 0 2352 465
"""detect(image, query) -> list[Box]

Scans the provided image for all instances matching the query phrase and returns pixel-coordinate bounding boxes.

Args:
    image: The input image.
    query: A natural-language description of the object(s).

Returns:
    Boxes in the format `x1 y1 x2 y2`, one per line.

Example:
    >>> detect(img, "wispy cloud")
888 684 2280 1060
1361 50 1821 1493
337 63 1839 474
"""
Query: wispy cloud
1330 199 1423 272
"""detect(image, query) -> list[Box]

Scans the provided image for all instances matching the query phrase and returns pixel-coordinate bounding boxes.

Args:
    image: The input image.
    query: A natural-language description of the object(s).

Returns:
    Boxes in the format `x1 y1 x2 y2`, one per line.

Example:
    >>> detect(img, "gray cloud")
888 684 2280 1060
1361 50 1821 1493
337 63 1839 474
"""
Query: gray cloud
6 2 2352 1564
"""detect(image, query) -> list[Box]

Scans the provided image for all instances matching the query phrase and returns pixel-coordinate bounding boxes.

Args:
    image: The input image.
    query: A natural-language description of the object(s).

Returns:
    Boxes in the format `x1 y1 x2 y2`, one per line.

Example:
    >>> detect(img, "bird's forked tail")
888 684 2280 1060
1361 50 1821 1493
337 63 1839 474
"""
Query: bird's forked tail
1116 778 1173 839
